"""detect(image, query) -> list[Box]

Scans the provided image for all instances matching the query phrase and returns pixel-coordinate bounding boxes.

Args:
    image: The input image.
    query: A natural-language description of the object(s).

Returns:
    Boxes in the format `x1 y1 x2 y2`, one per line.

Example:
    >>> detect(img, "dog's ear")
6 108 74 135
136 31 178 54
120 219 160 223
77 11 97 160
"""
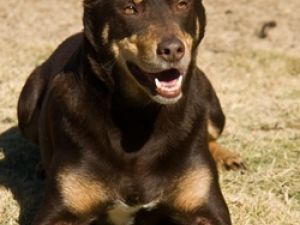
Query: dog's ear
82 0 116 89
194 0 206 45
83 0 100 8
83 0 113 49
83 0 102 48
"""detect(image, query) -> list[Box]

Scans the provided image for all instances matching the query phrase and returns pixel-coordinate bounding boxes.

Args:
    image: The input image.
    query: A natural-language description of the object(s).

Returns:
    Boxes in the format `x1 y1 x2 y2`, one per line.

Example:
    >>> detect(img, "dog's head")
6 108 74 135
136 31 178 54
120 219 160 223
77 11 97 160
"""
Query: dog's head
83 0 206 104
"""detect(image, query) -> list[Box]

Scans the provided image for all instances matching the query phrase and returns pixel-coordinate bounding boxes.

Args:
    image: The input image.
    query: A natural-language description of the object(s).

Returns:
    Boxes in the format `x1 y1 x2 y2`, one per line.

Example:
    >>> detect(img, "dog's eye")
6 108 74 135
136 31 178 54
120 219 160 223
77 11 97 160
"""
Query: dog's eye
124 5 138 15
176 0 190 10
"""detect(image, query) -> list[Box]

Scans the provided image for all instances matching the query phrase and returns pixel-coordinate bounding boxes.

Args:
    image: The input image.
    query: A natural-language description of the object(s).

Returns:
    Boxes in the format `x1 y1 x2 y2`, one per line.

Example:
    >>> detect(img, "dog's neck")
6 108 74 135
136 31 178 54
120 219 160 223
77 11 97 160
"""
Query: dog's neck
111 63 161 127
110 83 161 153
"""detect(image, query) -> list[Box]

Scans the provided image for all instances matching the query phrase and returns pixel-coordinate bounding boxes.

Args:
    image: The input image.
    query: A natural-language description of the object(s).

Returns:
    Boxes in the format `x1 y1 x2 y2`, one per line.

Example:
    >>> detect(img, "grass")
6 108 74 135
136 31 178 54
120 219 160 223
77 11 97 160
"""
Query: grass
0 0 299 224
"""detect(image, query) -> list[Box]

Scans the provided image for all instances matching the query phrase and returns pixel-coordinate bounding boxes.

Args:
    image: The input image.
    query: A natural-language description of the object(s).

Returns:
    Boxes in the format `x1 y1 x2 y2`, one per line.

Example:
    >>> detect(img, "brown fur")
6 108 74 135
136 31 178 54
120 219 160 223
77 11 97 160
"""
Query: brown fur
17 1 238 224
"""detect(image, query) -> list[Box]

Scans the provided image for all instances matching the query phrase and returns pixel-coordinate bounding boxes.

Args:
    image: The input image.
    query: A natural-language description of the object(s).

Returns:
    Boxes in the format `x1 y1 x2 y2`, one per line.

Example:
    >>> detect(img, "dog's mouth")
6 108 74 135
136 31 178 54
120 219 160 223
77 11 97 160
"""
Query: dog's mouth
127 62 184 99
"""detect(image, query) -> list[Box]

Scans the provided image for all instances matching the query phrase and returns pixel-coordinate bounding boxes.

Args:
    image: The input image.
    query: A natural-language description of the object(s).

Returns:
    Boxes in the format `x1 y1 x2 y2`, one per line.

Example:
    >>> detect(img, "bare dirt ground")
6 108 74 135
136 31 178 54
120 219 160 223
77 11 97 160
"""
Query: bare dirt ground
0 0 299 224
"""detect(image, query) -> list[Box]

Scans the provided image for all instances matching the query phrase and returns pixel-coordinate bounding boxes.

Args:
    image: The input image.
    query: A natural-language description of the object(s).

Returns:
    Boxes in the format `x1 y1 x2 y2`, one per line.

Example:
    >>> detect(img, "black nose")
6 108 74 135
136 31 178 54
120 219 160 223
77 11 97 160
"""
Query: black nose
156 38 185 62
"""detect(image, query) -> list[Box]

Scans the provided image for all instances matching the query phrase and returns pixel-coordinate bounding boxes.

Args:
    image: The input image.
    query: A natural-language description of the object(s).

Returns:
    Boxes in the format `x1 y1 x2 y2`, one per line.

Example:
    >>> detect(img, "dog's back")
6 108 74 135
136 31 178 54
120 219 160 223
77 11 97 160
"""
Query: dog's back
18 33 83 144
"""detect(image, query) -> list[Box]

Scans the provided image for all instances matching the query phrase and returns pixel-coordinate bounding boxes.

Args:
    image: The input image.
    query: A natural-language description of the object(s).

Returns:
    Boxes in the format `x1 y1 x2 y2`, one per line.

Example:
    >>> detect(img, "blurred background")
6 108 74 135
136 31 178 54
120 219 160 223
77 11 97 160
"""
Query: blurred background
0 0 299 224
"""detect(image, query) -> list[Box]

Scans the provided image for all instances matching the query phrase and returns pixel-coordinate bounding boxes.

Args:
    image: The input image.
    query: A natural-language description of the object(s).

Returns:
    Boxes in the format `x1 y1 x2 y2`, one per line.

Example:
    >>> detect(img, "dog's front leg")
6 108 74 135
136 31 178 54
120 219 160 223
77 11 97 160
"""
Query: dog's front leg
167 166 232 225
32 166 110 225
32 193 94 225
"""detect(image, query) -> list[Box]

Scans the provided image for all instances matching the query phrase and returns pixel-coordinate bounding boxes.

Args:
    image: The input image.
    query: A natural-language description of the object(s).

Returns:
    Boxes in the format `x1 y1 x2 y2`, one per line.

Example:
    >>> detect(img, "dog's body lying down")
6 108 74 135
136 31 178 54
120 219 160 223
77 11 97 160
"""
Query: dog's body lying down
17 0 242 224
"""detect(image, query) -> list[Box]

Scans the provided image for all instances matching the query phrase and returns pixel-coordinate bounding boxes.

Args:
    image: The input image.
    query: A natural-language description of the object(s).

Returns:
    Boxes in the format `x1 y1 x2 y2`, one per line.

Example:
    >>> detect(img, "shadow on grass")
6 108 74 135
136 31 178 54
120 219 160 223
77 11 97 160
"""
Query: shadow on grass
0 127 45 225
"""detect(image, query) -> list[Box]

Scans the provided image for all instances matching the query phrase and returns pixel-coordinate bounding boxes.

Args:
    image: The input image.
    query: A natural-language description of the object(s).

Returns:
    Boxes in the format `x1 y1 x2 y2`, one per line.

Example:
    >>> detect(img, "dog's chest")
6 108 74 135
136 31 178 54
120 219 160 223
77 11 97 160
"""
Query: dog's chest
107 200 159 225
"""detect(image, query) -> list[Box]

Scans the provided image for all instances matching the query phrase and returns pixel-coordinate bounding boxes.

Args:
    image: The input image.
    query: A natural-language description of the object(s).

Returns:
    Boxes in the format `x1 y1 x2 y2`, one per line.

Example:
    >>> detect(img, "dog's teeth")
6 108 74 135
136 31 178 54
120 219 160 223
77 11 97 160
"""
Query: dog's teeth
155 78 162 88
178 76 183 85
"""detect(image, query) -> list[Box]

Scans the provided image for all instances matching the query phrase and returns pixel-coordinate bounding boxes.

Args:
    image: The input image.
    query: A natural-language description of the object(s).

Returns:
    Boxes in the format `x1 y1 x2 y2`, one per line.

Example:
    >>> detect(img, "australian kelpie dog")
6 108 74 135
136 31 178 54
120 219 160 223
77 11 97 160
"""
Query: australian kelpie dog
18 0 243 224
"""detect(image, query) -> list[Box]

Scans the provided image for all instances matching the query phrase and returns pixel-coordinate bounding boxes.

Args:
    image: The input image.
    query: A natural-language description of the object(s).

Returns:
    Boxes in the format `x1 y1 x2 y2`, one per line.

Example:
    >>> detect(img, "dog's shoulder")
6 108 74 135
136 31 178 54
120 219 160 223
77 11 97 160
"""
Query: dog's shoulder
45 33 83 75
29 33 84 105
190 66 221 104
191 67 214 91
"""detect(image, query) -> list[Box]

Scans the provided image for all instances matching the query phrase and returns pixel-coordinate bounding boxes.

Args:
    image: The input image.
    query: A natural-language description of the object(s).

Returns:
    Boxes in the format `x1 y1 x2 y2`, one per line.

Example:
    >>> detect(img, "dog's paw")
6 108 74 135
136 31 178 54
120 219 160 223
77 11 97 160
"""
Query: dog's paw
218 151 246 171
209 142 246 171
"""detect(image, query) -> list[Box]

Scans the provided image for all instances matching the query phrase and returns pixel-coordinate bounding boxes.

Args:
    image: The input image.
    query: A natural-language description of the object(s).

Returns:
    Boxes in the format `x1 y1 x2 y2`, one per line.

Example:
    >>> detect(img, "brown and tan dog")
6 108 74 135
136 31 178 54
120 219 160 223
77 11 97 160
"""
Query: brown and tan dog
18 0 243 224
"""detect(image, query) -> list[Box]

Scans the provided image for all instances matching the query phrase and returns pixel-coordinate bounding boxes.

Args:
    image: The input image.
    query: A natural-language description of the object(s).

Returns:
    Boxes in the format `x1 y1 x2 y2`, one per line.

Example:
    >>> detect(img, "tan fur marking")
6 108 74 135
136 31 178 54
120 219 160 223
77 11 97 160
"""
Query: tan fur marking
195 19 200 38
102 23 110 45
112 42 120 58
112 34 139 62
170 168 212 212
118 34 139 57
133 0 143 3
58 167 109 215
114 25 158 65
181 31 193 52
208 120 221 140
137 25 158 58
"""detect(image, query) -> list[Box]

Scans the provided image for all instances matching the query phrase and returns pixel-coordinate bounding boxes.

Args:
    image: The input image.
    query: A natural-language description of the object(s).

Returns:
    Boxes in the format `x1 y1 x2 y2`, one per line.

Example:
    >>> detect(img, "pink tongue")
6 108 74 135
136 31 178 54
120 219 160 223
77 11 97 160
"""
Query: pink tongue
156 86 181 98
159 79 178 87
156 78 182 98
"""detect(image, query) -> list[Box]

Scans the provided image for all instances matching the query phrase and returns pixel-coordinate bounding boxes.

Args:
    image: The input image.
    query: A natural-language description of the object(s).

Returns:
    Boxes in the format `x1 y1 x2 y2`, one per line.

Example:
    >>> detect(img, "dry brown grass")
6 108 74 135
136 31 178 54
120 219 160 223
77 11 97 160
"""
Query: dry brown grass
0 0 299 224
